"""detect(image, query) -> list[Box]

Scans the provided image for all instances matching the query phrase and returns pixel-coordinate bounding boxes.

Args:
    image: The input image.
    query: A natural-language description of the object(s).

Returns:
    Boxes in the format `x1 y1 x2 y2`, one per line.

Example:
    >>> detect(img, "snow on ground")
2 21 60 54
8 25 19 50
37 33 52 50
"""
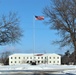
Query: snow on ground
0 64 76 74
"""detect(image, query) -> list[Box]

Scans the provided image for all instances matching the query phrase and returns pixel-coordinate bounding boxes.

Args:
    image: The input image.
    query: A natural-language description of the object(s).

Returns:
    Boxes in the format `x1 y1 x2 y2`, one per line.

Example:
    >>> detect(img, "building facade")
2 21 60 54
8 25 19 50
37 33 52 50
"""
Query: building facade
9 53 61 65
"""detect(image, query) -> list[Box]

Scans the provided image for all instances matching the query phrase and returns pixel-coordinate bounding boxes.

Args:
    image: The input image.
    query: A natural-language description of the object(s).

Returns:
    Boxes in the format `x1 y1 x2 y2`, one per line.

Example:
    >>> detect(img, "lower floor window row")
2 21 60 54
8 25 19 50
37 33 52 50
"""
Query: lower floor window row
11 61 59 64
49 61 59 63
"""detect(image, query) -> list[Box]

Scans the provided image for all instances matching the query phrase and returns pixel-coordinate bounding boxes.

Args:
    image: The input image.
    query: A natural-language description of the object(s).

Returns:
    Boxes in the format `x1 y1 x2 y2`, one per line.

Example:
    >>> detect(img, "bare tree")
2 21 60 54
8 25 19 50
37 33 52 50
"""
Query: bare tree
0 51 12 65
0 12 22 45
43 0 76 64
61 50 70 64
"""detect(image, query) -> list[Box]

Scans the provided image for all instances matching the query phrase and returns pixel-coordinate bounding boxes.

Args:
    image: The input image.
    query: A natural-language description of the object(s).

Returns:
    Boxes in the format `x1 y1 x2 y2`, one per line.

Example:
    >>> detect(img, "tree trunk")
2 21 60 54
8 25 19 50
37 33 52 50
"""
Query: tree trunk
74 41 76 64
73 28 76 64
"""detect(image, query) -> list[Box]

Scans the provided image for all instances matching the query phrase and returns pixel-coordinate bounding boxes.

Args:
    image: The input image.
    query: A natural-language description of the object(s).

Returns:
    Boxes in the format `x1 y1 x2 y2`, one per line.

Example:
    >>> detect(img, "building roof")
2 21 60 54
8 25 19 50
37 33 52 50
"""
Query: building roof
9 53 61 57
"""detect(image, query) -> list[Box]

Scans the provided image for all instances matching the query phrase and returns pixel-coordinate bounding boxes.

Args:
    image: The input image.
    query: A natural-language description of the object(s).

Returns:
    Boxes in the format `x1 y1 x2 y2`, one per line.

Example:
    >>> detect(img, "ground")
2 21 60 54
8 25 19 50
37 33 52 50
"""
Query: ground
0 64 76 74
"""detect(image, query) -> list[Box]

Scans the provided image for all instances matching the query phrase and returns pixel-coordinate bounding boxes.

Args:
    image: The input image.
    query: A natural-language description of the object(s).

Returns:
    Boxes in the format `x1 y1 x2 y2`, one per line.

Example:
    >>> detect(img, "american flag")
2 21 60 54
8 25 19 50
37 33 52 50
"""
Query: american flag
35 54 43 56
35 16 44 20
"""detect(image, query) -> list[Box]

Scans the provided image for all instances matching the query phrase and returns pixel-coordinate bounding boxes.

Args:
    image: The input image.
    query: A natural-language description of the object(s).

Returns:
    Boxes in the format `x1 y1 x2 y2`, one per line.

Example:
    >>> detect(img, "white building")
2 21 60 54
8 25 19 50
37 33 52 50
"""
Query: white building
9 53 61 65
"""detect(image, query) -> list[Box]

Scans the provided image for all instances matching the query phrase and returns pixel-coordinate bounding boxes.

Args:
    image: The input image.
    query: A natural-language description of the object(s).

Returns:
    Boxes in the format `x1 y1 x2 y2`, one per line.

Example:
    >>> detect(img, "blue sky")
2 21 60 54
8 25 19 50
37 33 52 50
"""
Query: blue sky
0 0 67 54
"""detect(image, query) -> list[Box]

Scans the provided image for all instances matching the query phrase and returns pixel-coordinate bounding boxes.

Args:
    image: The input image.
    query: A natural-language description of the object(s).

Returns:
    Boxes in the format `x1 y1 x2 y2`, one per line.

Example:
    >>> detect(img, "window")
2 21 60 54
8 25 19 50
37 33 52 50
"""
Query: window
23 57 25 59
19 57 20 59
11 61 13 63
30 57 32 59
15 57 16 59
41 57 43 59
57 61 59 63
11 57 13 59
41 61 43 63
49 57 51 59
53 57 55 59
50 61 51 63
57 57 59 59
15 61 16 63
38 57 40 59
19 61 20 63
30 61 32 63
45 57 46 59
38 61 40 63
53 61 55 63
27 61 29 63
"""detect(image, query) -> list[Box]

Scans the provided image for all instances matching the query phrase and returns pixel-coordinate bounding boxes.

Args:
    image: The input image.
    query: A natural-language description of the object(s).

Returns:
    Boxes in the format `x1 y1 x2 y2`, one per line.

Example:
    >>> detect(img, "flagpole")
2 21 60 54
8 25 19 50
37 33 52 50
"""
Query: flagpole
33 16 35 61
33 15 44 54
32 15 44 64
